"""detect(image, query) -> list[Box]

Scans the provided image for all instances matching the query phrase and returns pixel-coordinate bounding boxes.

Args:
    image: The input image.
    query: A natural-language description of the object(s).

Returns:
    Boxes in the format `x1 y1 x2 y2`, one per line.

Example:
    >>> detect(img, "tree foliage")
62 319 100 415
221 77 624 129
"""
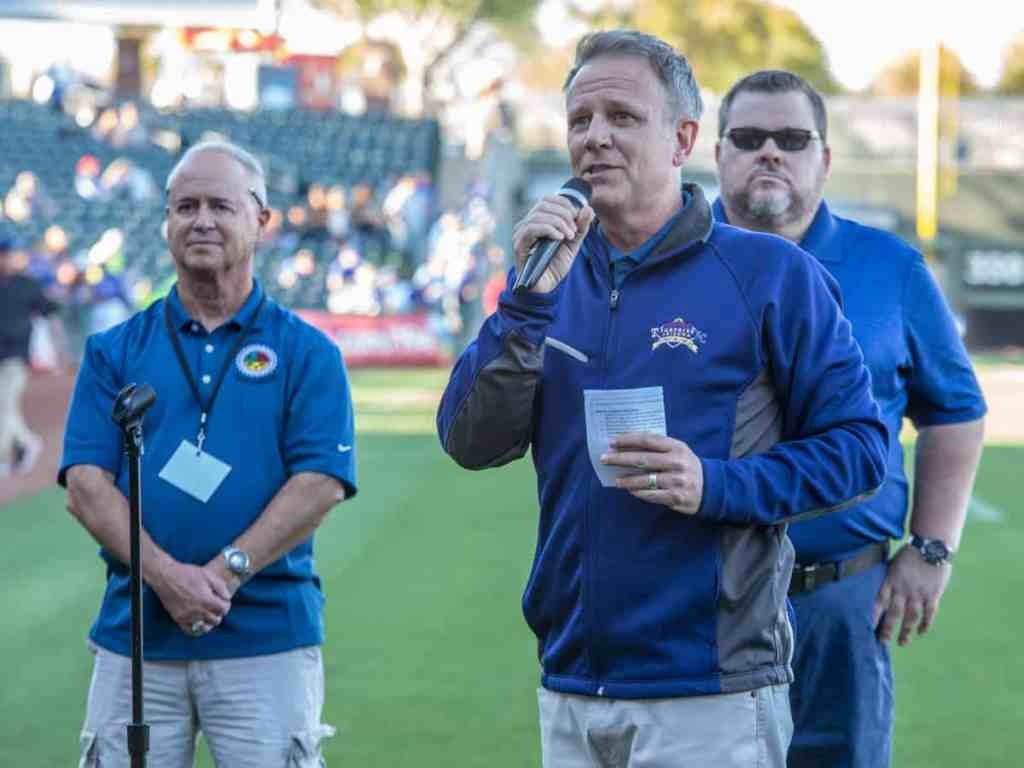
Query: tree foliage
871 45 980 97
311 0 841 113
313 0 536 55
311 0 539 113
346 0 526 25
584 0 841 95
518 42 576 92
997 32 1024 94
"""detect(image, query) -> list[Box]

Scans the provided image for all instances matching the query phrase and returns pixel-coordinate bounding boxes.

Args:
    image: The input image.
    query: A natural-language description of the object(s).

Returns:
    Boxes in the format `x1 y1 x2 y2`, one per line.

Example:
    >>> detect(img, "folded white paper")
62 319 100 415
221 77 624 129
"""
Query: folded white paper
583 386 667 487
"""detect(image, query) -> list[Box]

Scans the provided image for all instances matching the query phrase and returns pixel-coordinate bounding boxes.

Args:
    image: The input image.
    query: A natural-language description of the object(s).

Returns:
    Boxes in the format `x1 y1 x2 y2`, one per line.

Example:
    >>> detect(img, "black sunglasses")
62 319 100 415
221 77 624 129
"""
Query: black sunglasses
249 188 267 211
725 127 821 152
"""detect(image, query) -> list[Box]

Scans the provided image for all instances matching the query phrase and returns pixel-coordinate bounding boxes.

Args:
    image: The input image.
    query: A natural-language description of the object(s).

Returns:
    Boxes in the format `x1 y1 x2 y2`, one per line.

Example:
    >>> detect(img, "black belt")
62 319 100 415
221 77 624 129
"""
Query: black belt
788 541 889 596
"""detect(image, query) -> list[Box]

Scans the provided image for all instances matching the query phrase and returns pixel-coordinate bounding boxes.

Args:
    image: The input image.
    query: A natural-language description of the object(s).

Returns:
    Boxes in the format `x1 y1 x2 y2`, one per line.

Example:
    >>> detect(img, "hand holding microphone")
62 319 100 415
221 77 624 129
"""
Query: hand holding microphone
512 178 594 294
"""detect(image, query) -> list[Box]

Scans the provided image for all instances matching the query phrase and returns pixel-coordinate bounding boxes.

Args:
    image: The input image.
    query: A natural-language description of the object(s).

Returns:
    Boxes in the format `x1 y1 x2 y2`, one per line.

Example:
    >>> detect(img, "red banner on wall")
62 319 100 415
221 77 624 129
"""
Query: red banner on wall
297 311 449 368
181 27 284 53
285 54 338 111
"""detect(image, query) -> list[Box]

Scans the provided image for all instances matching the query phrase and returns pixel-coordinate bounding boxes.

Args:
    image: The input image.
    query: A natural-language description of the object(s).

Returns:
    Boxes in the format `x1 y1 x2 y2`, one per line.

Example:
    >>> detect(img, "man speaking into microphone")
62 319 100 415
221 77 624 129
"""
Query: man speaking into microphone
437 29 888 767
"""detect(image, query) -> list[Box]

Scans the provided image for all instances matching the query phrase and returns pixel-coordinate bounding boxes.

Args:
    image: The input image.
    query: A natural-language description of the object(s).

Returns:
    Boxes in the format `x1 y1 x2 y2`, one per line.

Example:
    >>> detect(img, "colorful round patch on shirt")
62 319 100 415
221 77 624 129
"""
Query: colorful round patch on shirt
236 344 278 378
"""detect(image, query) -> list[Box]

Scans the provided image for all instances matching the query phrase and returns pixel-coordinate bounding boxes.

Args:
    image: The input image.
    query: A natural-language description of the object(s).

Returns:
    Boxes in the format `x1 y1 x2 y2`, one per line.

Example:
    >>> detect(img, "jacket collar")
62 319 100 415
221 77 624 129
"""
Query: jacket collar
586 182 713 273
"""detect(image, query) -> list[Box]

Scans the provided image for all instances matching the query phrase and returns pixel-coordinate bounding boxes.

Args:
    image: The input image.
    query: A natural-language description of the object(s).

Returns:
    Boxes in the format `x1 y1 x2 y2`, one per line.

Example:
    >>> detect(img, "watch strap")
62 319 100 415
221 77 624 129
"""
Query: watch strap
910 534 954 565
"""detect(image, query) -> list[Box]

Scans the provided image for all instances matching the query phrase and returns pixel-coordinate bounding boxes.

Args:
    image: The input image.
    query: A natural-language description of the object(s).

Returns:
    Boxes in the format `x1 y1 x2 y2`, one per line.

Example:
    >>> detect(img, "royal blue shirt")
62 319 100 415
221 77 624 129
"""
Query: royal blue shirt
60 280 358 659
714 199 986 562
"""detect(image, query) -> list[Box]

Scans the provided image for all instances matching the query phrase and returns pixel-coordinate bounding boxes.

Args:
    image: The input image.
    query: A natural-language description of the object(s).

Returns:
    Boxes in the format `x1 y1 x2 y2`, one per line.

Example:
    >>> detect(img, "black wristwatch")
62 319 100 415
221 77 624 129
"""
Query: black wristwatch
909 534 955 566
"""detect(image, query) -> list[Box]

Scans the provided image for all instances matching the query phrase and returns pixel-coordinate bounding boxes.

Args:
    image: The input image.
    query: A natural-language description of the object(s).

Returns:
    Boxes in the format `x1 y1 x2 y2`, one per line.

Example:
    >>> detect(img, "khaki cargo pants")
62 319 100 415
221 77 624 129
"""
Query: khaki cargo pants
78 643 334 767
538 684 793 768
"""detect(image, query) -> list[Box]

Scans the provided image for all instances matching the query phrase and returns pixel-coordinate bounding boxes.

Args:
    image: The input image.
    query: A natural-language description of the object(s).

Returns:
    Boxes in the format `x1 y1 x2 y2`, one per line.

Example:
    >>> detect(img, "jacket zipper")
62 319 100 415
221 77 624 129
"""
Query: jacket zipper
600 288 621 370
587 282 622 695
581 241 700 695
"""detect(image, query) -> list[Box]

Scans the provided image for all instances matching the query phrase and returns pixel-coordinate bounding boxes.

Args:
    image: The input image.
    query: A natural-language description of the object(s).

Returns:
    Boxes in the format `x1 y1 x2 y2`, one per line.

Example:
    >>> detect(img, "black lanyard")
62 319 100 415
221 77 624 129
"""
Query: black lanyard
164 294 266 453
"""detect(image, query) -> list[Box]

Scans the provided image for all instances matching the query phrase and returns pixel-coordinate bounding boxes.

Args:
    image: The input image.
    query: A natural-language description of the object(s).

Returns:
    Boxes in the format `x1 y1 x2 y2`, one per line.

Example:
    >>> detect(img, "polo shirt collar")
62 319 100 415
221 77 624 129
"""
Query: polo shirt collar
712 198 843 264
711 197 728 225
603 205 681 289
604 191 689 265
798 201 843 262
588 183 713 274
166 278 266 333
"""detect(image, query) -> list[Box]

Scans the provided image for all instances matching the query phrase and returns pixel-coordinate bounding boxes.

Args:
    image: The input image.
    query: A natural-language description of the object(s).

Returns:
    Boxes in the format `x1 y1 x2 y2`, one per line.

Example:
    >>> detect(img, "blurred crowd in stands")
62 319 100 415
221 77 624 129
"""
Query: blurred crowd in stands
1 76 514 362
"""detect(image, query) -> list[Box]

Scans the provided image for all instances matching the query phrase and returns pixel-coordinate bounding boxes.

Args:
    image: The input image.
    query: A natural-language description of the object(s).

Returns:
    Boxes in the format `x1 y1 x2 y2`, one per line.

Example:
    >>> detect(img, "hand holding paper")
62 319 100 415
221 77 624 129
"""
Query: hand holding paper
601 433 704 516
584 387 667 487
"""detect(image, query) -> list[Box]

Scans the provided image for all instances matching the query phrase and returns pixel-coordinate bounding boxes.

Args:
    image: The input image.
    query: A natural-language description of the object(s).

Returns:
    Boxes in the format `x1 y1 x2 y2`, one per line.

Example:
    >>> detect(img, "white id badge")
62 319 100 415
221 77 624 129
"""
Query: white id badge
158 440 232 503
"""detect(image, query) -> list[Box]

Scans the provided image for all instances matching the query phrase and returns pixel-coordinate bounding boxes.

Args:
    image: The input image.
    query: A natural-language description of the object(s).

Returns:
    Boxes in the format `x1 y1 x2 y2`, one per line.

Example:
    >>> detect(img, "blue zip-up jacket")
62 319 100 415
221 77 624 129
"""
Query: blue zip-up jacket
437 185 887 698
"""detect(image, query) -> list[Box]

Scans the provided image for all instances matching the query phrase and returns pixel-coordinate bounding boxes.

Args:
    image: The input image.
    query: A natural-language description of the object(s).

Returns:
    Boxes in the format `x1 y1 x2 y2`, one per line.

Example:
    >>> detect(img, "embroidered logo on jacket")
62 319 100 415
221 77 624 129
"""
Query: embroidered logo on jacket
651 317 707 354
236 344 278 377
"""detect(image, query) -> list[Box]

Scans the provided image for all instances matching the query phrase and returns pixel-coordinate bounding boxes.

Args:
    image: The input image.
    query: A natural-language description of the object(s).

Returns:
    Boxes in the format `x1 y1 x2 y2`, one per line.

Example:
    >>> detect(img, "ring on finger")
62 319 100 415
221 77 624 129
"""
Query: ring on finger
190 620 210 637
647 473 658 491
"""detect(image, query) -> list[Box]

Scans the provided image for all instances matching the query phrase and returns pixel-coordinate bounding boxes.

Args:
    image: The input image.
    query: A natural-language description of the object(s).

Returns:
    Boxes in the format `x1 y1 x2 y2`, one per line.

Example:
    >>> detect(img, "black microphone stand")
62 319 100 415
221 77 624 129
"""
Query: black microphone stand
111 383 157 768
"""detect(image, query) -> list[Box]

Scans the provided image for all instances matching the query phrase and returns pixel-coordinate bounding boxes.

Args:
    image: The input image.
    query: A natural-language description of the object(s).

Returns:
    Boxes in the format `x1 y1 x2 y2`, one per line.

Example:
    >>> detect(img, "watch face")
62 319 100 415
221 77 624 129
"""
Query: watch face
228 550 249 572
923 540 949 563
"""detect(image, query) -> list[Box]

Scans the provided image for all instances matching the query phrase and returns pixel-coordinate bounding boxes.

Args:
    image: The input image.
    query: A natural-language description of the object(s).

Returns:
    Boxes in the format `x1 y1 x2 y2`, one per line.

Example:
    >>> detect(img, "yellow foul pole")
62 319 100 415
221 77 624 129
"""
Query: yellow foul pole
916 40 941 254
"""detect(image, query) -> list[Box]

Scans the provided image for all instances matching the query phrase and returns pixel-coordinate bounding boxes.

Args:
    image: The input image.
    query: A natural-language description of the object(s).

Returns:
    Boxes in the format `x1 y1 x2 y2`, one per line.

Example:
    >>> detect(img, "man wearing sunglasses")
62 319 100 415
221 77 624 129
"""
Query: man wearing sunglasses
714 70 987 768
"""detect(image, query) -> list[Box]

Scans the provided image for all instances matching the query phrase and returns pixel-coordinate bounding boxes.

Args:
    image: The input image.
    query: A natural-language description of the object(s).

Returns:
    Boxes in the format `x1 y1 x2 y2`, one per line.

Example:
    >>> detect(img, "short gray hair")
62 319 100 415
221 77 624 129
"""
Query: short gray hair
563 30 704 121
718 70 828 141
165 140 268 208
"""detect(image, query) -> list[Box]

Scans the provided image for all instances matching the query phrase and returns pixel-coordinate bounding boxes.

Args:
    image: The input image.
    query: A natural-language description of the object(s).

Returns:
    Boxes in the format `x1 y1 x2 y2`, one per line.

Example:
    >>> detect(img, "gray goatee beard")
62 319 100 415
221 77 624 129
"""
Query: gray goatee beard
731 188 805 229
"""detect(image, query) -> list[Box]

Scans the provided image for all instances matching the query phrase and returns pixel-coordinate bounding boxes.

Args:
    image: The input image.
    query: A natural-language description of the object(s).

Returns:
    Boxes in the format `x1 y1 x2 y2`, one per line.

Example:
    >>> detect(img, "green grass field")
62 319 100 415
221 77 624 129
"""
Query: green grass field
0 368 1019 766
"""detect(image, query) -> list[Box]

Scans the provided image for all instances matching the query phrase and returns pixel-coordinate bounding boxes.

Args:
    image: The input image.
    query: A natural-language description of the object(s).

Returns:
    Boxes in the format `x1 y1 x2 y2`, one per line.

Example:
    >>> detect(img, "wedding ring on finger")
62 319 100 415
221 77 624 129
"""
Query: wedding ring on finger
647 473 658 491
190 620 210 637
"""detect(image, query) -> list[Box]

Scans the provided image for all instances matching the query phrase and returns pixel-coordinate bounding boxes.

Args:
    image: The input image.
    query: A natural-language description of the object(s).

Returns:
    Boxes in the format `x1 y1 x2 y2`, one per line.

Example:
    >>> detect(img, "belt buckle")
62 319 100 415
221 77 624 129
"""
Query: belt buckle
800 563 819 592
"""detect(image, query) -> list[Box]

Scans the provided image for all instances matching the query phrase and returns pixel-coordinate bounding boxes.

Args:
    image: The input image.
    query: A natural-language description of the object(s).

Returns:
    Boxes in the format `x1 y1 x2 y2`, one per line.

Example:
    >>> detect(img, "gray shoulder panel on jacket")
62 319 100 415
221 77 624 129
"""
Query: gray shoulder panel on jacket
444 330 543 469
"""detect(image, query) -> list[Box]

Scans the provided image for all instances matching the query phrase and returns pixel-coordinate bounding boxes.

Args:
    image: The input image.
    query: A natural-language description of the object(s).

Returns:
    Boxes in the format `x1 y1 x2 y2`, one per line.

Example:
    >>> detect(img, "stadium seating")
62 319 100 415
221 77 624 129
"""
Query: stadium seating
0 98 440 312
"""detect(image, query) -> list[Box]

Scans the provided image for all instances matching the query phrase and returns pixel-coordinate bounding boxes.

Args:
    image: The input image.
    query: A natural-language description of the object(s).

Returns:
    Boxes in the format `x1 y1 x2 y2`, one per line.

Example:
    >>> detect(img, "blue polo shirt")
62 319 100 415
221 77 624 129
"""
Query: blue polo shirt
713 200 986 562
60 280 357 660
605 190 691 287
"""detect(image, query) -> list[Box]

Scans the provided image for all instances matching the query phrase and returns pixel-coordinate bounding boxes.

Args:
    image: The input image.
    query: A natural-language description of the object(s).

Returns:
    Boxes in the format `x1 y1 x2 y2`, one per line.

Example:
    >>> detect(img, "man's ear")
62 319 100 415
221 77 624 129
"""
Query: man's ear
674 119 700 167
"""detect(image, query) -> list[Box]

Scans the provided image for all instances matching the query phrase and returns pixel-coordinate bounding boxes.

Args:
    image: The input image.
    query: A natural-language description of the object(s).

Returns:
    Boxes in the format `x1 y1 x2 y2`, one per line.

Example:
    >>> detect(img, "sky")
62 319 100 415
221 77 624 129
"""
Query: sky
774 0 1024 90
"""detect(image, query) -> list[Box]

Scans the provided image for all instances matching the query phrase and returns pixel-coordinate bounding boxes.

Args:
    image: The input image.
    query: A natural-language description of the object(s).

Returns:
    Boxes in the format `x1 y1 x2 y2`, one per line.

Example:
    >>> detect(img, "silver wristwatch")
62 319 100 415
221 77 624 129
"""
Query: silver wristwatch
222 546 253 580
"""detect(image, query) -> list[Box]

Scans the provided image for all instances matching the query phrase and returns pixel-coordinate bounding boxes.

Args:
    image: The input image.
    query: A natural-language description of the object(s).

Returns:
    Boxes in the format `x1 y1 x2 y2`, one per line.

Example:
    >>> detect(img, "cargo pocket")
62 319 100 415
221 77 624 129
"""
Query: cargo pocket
78 730 98 768
288 724 336 767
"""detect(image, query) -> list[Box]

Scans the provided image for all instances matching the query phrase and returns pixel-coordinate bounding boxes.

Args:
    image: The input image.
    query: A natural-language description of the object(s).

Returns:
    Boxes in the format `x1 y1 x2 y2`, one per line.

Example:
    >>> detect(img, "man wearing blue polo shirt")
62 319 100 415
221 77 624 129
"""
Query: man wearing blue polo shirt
61 140 357 766
714 70 986 768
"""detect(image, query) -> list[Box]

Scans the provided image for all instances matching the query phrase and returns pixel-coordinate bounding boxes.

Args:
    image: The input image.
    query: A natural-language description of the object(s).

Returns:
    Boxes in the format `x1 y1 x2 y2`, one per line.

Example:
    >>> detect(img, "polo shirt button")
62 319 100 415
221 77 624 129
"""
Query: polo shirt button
205 344 214 353
191 322 200 333
202 374 212 384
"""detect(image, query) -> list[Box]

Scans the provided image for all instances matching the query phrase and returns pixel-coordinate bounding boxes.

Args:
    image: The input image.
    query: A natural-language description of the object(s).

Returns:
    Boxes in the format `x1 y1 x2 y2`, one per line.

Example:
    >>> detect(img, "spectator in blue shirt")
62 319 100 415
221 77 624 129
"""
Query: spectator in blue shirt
714 70 987 768
60 140 357 766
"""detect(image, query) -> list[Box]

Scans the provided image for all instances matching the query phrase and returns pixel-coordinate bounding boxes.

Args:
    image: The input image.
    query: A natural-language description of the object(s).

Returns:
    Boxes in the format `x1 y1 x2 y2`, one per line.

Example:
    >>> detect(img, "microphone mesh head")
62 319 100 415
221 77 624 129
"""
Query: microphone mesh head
559 177 592 207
